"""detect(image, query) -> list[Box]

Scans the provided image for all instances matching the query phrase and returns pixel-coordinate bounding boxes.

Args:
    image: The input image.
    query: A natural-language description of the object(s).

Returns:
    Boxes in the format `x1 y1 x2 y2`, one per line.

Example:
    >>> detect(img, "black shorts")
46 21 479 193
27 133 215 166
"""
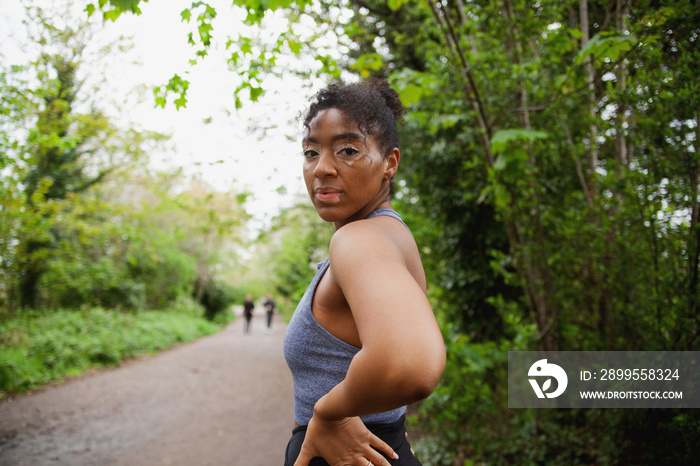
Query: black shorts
284 415 421 466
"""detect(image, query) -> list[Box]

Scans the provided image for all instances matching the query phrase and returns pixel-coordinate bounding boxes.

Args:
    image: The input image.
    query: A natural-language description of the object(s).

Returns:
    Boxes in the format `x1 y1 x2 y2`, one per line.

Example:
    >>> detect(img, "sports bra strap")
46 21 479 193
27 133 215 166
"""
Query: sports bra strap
365 208 410 231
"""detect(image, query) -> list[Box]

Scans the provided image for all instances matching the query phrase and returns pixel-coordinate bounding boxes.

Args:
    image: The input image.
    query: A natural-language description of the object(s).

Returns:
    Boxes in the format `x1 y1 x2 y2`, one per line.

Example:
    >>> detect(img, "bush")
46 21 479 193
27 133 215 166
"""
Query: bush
0 307 222 398
197 280 238 321
127 249 197 309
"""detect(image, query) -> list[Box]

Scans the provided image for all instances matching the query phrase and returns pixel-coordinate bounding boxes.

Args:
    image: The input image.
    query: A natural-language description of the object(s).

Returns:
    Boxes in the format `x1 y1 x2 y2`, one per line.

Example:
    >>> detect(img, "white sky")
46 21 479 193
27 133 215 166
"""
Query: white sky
1 0 318 233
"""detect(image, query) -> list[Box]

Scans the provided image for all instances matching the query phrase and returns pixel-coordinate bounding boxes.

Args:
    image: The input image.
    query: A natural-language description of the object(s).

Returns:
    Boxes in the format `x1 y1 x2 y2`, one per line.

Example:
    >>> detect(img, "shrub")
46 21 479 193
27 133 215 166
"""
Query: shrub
0 307 222 398
197 280 238 321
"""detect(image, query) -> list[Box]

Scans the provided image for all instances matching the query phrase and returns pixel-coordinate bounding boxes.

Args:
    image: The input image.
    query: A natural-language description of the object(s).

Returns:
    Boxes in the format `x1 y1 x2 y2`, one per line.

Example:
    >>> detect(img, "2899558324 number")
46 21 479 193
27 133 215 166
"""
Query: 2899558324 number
600 368 680 381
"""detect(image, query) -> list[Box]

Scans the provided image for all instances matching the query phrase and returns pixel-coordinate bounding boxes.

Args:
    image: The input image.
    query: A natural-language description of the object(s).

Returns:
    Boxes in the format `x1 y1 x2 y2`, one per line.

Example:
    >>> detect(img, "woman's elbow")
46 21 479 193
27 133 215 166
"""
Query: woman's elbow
399 344 446 402
417 351 446 399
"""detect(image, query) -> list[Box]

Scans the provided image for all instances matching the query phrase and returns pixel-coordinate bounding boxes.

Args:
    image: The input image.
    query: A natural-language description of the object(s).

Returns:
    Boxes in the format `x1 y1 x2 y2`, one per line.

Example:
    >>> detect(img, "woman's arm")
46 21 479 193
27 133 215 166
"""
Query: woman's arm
294 221 445 465
317 221 445 417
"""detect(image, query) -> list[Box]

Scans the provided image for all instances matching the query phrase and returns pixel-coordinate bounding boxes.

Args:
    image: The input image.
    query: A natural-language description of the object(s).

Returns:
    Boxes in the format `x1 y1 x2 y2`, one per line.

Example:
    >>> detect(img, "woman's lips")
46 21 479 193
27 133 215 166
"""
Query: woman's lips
314 188 341 203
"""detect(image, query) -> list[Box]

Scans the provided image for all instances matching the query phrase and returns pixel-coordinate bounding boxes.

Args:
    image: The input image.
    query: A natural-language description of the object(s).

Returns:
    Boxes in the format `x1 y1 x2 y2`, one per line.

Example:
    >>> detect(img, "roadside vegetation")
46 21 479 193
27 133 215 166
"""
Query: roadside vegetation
0 299 232 398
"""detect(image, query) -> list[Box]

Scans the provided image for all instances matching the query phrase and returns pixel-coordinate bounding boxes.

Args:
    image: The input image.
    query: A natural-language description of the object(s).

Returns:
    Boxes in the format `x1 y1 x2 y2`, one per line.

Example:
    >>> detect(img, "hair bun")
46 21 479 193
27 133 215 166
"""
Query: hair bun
367 78 404 124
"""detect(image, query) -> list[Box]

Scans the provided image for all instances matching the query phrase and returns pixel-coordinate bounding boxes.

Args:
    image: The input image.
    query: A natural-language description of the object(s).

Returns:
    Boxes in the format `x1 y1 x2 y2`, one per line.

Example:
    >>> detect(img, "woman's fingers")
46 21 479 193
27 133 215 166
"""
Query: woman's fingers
405 432 415 455
293 445 315 466
368 433 399 463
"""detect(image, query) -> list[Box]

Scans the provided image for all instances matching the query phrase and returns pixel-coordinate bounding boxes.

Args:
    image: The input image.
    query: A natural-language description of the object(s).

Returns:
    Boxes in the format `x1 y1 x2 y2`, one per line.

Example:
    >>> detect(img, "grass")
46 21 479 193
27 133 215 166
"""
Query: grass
0 300 232 399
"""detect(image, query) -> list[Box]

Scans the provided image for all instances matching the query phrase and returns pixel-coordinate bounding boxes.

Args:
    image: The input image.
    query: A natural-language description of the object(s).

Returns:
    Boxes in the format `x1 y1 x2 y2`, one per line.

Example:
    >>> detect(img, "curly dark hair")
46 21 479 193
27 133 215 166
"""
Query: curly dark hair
303 78 405 158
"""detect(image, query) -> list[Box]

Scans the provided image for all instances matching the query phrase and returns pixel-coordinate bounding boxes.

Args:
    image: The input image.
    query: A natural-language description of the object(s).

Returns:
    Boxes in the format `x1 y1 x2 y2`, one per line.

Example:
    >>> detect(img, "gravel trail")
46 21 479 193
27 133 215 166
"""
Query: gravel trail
0 309 293 466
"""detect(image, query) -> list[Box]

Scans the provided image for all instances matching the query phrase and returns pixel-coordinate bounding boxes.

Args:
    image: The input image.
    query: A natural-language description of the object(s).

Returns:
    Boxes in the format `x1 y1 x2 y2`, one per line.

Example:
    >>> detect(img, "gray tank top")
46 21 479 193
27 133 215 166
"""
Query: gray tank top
283 209 409 426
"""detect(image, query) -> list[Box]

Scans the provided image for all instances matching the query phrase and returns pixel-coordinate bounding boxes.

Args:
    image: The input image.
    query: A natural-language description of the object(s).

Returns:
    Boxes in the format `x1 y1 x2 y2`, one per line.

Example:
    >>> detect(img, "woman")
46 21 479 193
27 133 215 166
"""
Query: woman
243 294 255 334
283 79 445 466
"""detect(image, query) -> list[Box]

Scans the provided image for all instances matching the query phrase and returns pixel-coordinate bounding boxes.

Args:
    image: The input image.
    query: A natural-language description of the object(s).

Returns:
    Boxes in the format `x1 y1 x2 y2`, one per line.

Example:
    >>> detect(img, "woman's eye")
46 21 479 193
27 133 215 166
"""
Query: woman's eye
338 147 359 157
303 149 318 158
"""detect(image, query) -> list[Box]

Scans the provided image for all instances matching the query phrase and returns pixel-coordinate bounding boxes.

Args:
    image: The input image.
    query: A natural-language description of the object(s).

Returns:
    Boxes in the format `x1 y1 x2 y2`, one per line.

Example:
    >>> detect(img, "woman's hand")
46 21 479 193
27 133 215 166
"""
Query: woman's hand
294 414 398 466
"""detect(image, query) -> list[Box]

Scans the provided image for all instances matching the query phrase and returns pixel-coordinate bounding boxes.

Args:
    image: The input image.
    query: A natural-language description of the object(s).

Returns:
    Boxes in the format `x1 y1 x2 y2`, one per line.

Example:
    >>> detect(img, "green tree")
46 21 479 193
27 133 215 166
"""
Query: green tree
0 65 33 312
9 4 145 309
2 2 254 316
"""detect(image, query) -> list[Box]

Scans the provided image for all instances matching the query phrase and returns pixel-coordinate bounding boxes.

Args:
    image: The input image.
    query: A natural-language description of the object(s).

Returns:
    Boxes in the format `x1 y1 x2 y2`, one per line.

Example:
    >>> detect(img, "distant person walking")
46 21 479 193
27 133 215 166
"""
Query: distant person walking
264 294 277 333
243 294 255 334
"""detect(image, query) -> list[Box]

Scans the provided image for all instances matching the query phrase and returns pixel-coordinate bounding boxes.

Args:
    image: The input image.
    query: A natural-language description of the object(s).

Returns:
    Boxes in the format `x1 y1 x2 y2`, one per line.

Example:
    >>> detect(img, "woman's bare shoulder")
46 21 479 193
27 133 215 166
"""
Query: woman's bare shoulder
329 217 406 262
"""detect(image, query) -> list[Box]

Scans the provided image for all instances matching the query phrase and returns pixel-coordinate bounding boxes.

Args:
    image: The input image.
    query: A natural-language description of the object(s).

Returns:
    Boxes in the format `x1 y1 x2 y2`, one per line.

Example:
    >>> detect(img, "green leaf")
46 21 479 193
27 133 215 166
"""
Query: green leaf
567 28 584 40
249 86 263 101
493 154 508 171
173 95 187 109
350 53 384 78
388 0 403 10
228 51 241 66
490 129 549 154
398 84 422 106
104 10 119 21
180 9 192 22
493 183 512 209
287 39 302 55
389 69 438 106
577 34 637 65
109 0 143 12
240 37 253 55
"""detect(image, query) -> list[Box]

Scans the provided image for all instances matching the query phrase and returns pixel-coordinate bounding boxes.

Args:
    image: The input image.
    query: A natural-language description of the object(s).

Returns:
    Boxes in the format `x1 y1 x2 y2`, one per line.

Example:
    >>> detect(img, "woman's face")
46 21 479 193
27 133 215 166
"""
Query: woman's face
302 108 399 229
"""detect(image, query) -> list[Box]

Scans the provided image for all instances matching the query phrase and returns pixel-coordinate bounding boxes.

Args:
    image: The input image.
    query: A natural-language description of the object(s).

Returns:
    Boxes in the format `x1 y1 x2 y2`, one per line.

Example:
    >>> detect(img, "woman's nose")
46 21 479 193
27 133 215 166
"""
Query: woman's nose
313 150 338 177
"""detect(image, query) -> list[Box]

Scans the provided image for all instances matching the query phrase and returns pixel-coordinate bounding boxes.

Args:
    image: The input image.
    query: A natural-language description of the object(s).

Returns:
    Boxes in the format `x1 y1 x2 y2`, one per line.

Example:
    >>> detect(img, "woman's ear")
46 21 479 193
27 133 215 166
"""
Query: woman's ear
384 148 400 181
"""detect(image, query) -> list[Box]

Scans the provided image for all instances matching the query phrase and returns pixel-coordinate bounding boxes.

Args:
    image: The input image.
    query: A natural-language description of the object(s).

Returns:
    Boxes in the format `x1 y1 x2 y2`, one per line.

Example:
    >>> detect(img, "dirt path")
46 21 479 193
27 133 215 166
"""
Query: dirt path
0 308 294 466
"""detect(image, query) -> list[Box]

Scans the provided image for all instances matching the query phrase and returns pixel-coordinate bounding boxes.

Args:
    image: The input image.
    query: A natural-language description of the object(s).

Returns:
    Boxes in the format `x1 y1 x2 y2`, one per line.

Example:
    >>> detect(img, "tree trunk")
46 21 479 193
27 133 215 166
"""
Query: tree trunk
502 0 558 350
614 0 629 171
19 240 47 309
580 0 599 196
685 115 700 347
